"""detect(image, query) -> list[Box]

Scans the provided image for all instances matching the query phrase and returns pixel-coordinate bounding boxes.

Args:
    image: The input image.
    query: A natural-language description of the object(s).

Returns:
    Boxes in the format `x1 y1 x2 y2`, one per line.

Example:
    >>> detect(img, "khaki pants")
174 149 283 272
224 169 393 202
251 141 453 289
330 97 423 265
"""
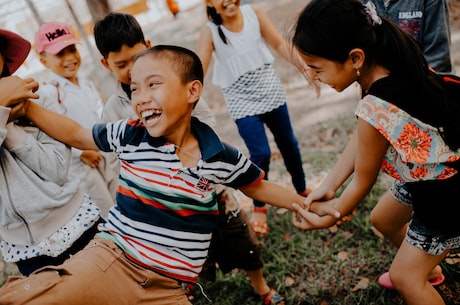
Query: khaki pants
0 237 191 305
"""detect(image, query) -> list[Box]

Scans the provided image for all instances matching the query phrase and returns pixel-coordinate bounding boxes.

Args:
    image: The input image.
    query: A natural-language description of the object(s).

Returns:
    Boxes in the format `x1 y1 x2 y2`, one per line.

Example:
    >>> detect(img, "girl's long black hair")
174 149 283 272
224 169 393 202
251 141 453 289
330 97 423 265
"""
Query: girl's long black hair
292 0 460 150
206 6 228 44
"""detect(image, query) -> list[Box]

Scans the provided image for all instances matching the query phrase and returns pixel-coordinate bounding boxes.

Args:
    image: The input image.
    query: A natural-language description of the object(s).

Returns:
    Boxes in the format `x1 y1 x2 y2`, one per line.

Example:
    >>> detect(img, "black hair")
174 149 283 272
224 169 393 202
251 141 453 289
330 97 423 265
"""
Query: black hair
206 6 227 44
134 45 204 84
93 12 146 58
292 0 460 150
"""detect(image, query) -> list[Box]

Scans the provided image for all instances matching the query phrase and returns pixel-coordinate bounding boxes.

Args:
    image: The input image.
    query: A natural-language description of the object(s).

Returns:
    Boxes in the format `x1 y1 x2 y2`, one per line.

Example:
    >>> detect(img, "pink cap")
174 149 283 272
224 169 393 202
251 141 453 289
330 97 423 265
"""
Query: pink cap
34 22 79 54
0 29 31 75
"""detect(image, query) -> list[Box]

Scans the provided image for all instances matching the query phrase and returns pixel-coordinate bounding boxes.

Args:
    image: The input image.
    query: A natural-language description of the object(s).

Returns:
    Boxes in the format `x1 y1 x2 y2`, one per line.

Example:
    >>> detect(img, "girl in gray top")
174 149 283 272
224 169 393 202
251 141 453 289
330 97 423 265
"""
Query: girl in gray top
0 29 102 276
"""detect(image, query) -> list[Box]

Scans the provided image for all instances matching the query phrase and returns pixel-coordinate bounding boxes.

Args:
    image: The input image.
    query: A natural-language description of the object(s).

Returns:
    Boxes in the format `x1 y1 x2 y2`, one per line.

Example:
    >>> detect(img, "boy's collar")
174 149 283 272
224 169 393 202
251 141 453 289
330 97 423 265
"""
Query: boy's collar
50 71 79 86
145 117 224 161
190 117 225 161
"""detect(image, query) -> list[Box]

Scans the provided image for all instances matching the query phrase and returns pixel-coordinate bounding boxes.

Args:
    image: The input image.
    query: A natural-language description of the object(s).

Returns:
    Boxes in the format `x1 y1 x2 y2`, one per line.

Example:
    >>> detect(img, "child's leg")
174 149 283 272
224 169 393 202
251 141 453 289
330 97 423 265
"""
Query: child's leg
371 184 442 281
245 268 269 295
264 104 306 194
370 189 412 246
235 115 271 235
389 239 448 305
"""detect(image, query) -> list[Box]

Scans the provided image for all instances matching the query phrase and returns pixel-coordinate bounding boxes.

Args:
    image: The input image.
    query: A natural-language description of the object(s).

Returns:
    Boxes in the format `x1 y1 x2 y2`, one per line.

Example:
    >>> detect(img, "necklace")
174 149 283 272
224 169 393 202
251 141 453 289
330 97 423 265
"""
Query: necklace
173 144 202 161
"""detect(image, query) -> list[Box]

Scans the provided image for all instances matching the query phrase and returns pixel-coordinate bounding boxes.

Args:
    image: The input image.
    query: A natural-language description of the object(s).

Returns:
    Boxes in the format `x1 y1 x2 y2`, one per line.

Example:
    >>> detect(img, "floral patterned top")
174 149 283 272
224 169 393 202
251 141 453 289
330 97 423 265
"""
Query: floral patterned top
355 95 460 183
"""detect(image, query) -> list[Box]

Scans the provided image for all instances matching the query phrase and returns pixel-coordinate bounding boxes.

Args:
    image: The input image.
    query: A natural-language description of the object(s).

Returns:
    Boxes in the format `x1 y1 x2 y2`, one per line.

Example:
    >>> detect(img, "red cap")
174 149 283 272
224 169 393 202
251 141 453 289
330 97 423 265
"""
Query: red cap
0 29 31 75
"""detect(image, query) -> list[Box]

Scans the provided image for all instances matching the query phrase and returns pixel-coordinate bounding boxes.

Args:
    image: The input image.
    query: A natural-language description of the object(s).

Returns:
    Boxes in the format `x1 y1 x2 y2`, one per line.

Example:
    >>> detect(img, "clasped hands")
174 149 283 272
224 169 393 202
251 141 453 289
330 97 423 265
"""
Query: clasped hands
291 187 342 231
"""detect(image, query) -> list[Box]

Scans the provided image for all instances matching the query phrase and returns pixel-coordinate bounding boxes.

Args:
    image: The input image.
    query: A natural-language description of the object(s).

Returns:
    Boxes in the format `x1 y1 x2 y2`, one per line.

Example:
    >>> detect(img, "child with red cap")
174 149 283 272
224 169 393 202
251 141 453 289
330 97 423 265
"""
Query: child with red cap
34 22 115 218
0 28 103 276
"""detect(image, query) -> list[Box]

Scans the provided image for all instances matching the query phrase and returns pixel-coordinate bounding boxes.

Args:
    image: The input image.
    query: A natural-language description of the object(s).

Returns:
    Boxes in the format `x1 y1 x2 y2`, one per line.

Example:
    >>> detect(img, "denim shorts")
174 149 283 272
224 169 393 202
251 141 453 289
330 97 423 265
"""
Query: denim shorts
406 217 460 256
390 180 412 206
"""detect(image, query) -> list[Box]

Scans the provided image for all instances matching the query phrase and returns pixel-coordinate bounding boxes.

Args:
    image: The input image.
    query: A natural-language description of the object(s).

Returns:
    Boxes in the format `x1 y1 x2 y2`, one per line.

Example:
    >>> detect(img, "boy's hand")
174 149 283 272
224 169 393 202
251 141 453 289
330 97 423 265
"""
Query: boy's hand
0 76 39 108
7 100 29 123
80 150 102 168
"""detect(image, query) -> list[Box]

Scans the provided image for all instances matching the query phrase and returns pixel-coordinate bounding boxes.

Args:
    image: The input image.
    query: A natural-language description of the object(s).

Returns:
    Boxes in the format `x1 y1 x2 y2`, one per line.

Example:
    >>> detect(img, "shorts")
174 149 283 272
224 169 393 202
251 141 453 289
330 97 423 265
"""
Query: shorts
0 237 190 305
390 180 412 206
202 189 263 280
406 217 460 256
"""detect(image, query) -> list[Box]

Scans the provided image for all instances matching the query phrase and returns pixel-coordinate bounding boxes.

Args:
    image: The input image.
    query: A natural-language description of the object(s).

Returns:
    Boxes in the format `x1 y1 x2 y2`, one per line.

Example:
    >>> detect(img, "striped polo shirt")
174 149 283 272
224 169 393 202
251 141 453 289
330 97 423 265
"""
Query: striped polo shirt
92 117 263 282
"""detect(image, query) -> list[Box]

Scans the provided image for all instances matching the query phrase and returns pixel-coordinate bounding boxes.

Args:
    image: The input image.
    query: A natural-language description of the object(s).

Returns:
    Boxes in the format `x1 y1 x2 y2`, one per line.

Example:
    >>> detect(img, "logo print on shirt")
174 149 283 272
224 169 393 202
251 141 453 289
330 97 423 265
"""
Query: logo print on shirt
195 177 211 191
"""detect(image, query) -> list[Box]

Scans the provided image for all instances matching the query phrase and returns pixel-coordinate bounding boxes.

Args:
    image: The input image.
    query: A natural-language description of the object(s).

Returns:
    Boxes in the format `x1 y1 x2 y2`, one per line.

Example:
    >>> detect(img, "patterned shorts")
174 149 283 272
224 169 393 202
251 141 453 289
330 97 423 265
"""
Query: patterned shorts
390 180 412 206
406 217 460 255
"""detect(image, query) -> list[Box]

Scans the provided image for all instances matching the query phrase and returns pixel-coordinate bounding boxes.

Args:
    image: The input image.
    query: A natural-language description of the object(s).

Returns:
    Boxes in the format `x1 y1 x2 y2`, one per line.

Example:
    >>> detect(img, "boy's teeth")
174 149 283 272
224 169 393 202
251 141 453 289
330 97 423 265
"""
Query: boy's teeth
142 110 154 118
141 109 160 118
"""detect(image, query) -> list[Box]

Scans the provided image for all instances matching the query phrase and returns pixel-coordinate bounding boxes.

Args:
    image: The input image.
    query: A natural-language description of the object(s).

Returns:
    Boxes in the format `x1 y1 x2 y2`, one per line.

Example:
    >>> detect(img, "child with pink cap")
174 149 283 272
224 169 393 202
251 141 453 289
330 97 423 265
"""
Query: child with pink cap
0 28 103 276
34 22 116 218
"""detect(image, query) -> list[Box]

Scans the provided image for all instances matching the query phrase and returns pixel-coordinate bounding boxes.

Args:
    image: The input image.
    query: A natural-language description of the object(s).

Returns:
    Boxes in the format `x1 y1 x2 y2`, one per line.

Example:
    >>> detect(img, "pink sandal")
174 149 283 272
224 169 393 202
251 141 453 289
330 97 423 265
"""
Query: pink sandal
378 272 445 290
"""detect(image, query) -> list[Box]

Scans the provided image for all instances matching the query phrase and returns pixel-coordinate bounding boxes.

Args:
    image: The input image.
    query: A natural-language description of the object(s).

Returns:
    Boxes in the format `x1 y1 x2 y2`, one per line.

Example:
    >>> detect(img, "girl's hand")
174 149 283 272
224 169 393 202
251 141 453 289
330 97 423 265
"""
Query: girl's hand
303 185 336 208
291 202 340 230
80 150 102 168
309 199 340 217
0 76 39 108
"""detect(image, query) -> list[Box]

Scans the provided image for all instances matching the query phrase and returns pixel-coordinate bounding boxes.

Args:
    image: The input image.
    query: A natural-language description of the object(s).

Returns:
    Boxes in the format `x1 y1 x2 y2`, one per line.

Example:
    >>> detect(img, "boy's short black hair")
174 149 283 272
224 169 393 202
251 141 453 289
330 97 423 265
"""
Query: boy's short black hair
94 12 146 58
135 45 204 84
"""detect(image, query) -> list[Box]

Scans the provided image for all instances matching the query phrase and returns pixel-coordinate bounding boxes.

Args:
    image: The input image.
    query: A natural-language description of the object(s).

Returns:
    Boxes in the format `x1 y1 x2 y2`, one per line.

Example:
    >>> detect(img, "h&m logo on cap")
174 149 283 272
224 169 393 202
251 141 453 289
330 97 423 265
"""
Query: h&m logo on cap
45 28 70 42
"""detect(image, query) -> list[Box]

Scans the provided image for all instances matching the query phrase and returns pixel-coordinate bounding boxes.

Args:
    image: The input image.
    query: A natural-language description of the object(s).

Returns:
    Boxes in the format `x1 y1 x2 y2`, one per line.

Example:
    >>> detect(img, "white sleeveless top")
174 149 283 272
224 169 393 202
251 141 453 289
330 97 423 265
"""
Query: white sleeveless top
207 4 274 88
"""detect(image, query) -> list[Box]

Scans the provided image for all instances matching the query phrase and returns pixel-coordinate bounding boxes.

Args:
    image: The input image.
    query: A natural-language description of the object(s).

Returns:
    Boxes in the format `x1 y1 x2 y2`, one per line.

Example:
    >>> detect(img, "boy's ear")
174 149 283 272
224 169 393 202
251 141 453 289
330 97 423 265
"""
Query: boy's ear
187 80 202 105
39 54 47 66
145 40 152 48
100 57 112 72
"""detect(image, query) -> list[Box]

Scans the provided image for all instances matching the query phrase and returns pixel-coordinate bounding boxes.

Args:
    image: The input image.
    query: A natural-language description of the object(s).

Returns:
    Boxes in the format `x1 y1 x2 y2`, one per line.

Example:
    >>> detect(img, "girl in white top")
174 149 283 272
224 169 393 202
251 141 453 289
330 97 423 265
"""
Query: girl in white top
196 0 313 237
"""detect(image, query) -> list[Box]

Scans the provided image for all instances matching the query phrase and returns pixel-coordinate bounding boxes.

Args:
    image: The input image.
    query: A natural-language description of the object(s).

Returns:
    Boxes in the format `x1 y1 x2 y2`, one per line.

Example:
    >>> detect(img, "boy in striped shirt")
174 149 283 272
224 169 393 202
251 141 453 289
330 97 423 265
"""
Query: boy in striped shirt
0 45 337 305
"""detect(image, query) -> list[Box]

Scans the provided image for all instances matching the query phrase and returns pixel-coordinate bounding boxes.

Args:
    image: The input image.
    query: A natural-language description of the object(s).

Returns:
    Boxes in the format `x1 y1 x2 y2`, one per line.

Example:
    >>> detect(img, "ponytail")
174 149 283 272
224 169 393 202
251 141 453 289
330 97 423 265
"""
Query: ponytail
206 6 227 44
373 17 428 83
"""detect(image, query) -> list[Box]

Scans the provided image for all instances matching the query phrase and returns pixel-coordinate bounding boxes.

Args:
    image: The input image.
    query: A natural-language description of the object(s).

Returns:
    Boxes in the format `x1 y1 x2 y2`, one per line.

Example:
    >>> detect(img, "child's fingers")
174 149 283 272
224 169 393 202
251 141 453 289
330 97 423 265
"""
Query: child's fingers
7 101 27 123
320 205 341 219
291 203 333 230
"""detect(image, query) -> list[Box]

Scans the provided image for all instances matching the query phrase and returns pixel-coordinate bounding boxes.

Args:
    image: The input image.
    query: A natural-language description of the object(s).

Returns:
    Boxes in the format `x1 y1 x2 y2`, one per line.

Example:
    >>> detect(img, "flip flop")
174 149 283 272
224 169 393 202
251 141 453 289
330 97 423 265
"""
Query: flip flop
378 272 445 290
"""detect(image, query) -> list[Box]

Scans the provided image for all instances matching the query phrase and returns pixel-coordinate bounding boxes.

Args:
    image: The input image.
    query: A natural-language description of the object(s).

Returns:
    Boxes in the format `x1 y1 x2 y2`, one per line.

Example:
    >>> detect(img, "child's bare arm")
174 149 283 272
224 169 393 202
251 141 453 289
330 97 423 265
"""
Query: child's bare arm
24 100 98 151
196 26 214 75
241 180 341 217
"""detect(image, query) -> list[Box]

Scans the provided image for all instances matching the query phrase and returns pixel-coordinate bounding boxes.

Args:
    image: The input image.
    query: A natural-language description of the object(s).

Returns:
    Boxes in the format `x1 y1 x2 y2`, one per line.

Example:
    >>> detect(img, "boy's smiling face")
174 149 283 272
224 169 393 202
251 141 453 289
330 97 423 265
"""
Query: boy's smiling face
40 45 81 84
130 53 201 140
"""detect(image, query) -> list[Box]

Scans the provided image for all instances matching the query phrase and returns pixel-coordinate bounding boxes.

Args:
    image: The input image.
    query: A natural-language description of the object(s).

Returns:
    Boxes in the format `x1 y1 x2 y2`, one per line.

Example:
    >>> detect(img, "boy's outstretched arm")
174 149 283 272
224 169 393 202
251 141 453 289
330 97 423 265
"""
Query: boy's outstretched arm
241 180 341 216
24 100 98 151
